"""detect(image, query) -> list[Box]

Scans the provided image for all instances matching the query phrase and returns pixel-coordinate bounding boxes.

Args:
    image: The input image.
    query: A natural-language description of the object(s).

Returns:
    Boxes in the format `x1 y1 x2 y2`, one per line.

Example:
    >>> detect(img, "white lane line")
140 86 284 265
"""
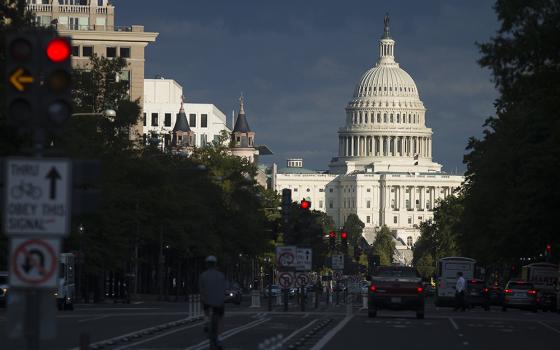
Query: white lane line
77 315 109 323
113 322 204 350
302 313 309 318
282 319 318 344
538 321 560 335
309 315 354 350
184 317 271 350
448 317 459 330
74 307 160 311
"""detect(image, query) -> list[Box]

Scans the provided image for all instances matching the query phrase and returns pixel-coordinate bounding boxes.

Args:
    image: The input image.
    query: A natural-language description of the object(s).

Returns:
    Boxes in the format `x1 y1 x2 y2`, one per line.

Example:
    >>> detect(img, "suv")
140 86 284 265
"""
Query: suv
224 281 242 305
502 281 538 312
368 266 425 319
465 279 490 310
0 271 8 307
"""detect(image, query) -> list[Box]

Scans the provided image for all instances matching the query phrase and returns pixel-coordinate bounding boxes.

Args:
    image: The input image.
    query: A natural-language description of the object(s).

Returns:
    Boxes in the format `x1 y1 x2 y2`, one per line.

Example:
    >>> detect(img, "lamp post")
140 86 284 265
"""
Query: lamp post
78 224 86 303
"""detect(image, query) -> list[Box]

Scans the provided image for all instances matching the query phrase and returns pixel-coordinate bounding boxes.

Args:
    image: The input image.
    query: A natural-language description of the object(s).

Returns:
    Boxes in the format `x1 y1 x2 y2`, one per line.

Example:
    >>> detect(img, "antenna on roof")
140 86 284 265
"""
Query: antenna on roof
231 110 235 130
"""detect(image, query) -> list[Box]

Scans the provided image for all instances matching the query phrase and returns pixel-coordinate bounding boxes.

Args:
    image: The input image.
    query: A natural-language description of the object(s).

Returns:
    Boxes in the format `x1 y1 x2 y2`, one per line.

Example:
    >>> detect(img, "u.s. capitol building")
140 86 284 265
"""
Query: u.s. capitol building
271 18 464 264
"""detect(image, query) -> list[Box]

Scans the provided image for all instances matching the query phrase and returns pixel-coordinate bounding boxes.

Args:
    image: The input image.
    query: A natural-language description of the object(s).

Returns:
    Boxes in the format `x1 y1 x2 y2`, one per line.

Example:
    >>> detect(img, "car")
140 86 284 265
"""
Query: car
224 281 242 305
536 290 557 312
485 284 504 306
263 284 282 298
0 271 8 307
502 281 538 312
368 266 425 319
465 279 490 310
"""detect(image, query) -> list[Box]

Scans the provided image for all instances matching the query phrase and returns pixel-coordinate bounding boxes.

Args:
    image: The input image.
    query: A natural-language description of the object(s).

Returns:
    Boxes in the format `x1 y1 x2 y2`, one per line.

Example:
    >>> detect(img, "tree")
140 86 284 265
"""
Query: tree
461 1 560 265
372 225 395 266
343 214 365 249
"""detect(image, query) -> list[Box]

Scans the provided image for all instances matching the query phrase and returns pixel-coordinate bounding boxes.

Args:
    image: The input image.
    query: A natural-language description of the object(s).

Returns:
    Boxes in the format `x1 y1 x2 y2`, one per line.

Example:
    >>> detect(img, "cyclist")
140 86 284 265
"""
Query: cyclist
199 255 226 347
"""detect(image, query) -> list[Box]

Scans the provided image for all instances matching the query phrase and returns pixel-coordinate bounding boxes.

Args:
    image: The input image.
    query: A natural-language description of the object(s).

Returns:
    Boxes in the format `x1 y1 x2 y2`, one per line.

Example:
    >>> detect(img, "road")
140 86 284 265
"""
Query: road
1 296 559 349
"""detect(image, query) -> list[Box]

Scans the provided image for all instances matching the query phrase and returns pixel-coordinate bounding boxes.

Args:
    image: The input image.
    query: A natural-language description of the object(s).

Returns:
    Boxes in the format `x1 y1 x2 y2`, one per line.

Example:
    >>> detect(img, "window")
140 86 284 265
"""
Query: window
120 47 130 58
151 113 158 126
69 17 79 30
82 46 93 57
164 113 171 127
397 114 400 123
418 216 423 221
71 46 79 56
106 47 117 58
367 188 371 192
319 200 323 208
201 114 208 128
143 113 146 126
306 188 310 192
408 217 412 224
189 114 196 127
367 216 371 223
200 134 207 146
390 114 393 123
319 189 324 192
407 236 413 246
393 216 398 224
329 200 333 209
293 188 298 192
366 200 371 208
329 188 333 193
377 113 381 123
384 113 387 123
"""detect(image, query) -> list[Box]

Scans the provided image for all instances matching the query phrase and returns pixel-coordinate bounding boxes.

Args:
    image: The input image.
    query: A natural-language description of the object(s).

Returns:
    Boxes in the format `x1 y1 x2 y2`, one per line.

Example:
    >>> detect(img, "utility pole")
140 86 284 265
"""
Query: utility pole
158 225 164 301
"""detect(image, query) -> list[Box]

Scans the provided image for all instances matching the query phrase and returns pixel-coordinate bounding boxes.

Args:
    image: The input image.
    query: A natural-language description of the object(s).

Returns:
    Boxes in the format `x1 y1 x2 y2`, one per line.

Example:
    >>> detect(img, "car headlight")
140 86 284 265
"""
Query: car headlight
2 288 6 293
54 292 58 297
229 293 234 296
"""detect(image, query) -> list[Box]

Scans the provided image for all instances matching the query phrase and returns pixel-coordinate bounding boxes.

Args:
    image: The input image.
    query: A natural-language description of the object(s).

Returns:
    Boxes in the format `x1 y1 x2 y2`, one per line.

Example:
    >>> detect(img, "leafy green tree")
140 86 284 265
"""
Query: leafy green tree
461 1 560 265
343 213 365 249
372 225 395 266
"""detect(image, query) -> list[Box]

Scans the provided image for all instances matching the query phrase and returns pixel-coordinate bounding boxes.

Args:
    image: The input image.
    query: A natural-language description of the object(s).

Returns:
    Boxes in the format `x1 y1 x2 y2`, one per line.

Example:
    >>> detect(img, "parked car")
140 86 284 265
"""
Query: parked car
263 284 282 298
485 284 504 306
0 271 8 307
224 281 242 305
368 266 425 319
465 279 489 310
502 281 538 312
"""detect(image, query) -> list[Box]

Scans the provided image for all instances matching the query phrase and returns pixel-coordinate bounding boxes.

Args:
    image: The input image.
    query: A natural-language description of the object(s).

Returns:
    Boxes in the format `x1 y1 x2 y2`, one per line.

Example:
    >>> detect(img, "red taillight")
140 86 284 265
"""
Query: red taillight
370 284 377 292
483 288 489 293
504 289 512 294
527 290 537 295
417 287 423 293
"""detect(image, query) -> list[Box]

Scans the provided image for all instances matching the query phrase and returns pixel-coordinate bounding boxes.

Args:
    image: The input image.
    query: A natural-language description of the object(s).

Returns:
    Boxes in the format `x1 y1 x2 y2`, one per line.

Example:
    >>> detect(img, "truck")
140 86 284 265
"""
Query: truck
521 262 558 312
55 253 75 311
434 256 477 307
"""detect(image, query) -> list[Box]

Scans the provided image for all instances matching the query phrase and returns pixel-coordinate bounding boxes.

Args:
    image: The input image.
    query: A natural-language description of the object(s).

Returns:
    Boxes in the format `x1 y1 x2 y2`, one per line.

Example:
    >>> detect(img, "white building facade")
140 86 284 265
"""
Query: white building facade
274 18 463 264
143 78 230 149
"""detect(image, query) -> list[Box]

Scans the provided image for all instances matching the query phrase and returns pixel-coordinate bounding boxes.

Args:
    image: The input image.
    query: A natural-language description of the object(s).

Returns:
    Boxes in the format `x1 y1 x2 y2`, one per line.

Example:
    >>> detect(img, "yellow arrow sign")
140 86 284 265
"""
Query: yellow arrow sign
9 68 34 92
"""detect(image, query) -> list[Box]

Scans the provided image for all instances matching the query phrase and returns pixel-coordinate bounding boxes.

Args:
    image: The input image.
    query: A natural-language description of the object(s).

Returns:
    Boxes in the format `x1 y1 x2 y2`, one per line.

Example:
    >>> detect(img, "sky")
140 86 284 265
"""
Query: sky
113 0 499 173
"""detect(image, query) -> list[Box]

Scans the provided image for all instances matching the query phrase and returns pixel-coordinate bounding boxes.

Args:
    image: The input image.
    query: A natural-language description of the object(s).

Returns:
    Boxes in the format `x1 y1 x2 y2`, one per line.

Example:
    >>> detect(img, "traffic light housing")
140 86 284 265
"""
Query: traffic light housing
328 231 335 250
4 31 72 139
340 231 348 254
300 199 311 210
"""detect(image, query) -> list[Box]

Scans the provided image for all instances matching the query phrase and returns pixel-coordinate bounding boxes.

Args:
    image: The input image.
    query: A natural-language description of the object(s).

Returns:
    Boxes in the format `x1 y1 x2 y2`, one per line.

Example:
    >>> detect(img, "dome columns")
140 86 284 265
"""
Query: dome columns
338 134 431 158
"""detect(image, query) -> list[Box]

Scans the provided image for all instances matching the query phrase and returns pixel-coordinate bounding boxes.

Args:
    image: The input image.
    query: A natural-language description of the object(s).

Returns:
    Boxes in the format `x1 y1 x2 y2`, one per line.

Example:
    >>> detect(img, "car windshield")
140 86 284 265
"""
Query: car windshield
374 267 419 278
507 282 533 290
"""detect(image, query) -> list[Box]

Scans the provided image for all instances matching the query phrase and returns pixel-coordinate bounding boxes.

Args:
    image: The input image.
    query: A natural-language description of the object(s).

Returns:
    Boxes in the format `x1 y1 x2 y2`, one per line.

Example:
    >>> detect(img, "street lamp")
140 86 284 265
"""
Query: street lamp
78 224 86 303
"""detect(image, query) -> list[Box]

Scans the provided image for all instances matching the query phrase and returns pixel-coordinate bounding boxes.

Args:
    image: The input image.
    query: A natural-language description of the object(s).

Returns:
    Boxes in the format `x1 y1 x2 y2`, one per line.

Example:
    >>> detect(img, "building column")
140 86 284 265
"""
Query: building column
411 186 416 211
380 136 385 156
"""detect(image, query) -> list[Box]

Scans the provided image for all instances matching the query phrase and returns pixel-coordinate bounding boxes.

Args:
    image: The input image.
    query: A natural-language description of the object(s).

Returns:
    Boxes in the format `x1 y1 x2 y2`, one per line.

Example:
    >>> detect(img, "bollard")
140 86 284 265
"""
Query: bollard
197 294 202 317
362 293 368 309
188 294 193 318
250 290 261 308
346 294 352 316
276 294 282 306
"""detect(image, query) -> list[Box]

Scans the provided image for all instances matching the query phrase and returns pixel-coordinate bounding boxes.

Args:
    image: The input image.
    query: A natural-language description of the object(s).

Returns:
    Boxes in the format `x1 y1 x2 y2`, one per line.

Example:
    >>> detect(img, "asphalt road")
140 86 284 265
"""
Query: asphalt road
1 297 559 350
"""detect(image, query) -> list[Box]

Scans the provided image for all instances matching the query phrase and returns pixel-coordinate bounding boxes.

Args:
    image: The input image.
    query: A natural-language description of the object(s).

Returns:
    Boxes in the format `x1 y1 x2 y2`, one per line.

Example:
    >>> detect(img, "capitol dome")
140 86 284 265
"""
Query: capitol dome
353 64 419 99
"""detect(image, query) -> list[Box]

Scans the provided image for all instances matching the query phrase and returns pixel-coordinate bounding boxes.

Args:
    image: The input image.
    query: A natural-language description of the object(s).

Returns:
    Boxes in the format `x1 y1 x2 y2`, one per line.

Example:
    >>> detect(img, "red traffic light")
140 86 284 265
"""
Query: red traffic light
300 199 310 209
341 232 347 239
329 231 335 238
46 38 71 62
546 244 552 252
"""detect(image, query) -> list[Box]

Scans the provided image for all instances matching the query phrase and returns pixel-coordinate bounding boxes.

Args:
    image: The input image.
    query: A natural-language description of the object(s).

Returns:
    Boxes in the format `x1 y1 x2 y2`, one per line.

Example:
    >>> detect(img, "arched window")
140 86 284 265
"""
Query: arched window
383 113 387 123
396 114 400 123
377 114 381 123
390 114 393 123
359 113 362 124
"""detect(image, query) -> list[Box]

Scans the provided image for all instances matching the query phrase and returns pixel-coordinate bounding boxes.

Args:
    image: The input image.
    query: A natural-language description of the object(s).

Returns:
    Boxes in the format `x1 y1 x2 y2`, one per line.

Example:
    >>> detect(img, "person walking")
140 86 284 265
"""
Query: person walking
454 271 466 311
199 256 226 348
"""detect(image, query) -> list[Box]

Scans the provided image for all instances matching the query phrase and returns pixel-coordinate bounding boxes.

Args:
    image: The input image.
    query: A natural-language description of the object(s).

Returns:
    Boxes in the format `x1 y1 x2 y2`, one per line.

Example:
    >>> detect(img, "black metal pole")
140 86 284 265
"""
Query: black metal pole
283 288 288 311
300 285 305 311
268 264 272 312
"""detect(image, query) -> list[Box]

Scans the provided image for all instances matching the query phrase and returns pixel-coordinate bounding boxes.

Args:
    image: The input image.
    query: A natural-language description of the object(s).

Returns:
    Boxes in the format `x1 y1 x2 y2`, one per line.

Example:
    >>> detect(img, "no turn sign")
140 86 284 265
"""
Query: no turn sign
277 272 294 289
10 238 60 288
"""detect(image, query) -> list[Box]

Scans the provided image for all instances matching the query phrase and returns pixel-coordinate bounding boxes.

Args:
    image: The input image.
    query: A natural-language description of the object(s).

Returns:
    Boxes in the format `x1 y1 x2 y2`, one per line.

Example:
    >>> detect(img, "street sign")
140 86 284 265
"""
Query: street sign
278 272 294 288
276 246 296 270
332 254 344 270
4 158 71 236
9 237 60 288
296 248 312 271
295 273 310 287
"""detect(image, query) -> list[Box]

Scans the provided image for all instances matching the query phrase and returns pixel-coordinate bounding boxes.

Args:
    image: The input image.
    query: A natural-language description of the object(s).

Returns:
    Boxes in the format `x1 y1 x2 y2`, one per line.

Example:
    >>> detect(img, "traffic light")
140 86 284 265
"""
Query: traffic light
4 31 72 140
300 199 311 210
328 231 335 250
41 35 73 134
340 231 348 254
5 32 40 134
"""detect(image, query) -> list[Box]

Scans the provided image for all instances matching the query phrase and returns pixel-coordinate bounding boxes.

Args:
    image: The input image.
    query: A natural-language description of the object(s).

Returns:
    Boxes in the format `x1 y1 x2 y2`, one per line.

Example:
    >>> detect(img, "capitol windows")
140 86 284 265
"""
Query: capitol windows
384 114 387 123
366 216 371 224
389 87 392 91
319 200 323 208
293 188 298 192
377 114 381 123
407 236 413 246
306 188 310 192
374 87 377 91
396 114 400 123
384 87 387 91
408 114 412 123
319 189 324 192
408 217 412 224
329 188 334 193
366 200 371 208
390 114 394 123
367 188 371 192
418 216 423 221
393 216 398 224
329 200 333 208
151 113 158 126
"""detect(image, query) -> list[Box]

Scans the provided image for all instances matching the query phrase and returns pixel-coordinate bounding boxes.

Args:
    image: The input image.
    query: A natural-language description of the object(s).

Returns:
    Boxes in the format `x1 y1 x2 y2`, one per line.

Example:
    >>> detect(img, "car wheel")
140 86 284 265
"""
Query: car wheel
368 307 377 318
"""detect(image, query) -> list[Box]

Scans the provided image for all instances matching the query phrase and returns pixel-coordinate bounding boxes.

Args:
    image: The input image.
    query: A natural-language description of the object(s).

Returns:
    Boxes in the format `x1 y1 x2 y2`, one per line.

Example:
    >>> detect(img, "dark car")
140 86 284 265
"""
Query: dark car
465 279 489 310
0 271 8 307
485 284 503 306
502 281 538 312
368 266 425 319
536 290 557 312
224 281 242 305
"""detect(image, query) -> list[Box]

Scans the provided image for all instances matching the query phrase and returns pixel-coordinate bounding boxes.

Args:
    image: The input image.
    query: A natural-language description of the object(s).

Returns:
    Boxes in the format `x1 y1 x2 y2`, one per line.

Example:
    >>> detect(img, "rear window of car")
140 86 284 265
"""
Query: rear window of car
507 282 533 290
374 267 420 278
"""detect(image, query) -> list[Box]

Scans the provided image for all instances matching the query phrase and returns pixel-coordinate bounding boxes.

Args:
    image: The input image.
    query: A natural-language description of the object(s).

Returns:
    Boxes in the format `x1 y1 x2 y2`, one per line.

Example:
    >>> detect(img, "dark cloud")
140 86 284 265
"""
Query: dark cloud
112 0 498 172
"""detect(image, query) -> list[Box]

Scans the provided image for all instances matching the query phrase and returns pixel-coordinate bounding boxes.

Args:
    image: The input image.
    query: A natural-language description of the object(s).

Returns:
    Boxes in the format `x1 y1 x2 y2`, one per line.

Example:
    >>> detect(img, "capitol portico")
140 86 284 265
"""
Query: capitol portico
272 16 463 264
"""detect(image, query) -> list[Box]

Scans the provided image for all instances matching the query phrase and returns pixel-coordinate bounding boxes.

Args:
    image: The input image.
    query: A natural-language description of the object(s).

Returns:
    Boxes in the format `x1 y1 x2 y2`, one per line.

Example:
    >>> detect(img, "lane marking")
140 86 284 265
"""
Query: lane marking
302 313 309 318
184 317 271 350
309 315 354 350
77 315 109 323
282 319 318 344
448 317 459 330
74 307 160 311
113 322 204 350
538 321 560 335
